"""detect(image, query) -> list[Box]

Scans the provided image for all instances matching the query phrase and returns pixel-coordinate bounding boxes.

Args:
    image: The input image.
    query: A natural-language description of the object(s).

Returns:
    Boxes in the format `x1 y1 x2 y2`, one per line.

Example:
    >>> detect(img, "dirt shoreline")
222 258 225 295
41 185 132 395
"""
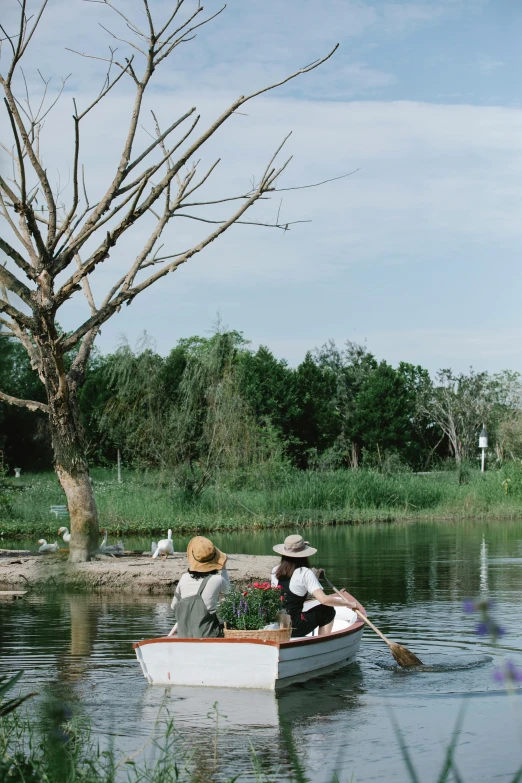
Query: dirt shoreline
0 551 279 595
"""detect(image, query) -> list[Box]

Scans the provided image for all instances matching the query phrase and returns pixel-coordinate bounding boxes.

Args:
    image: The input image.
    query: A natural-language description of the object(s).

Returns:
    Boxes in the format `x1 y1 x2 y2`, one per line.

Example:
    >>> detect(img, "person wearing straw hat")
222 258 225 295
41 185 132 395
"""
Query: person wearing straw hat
168 536 230 638
271 534 359 638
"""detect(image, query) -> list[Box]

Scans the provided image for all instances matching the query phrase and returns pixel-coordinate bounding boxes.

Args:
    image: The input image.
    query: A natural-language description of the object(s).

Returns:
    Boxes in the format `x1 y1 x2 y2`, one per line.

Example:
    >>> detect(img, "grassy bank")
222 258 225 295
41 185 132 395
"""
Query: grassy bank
2 465 522 538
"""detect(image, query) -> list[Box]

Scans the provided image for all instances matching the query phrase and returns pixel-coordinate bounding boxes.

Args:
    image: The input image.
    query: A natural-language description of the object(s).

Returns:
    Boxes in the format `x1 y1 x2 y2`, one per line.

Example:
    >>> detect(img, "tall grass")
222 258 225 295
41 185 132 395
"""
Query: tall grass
2 465 522 538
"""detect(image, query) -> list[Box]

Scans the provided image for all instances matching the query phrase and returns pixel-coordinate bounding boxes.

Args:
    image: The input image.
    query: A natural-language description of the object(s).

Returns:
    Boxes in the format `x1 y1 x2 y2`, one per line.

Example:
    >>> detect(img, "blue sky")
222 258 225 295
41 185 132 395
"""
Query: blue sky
2 0 522 373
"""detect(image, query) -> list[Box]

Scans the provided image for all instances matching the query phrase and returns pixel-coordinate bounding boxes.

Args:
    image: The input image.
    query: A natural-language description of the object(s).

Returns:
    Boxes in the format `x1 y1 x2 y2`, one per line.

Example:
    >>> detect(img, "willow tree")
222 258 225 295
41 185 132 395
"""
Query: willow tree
0 1 342 560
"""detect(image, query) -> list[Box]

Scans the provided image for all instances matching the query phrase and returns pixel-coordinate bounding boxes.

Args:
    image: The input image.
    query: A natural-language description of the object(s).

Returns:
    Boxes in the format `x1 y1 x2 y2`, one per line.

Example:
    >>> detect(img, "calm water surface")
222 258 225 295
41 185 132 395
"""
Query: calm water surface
1 520 522 782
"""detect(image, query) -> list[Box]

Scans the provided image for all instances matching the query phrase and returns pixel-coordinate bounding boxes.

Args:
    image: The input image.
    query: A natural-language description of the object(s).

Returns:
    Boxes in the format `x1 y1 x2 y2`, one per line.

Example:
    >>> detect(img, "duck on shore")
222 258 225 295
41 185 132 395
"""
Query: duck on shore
38 539 59 553
58 526 71 543
152 529 174 560
98 529 124 556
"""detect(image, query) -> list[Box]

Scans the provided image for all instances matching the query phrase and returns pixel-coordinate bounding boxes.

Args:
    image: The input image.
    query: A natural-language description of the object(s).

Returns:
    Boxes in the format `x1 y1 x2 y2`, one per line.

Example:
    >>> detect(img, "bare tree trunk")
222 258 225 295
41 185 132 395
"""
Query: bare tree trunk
53 438 99 563
38 334 99 562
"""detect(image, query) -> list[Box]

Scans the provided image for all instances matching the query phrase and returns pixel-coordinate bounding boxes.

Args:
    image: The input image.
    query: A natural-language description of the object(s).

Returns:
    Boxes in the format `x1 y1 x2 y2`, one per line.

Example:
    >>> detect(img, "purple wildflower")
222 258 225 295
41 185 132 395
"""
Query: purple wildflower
476 622 489 636
493 660 522 685
463 599 476 614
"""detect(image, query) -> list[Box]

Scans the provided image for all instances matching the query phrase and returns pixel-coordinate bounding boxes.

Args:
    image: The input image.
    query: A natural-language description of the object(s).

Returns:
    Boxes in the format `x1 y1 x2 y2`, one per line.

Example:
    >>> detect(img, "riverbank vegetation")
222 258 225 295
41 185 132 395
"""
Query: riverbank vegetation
3 328 522 535
3 464 522 538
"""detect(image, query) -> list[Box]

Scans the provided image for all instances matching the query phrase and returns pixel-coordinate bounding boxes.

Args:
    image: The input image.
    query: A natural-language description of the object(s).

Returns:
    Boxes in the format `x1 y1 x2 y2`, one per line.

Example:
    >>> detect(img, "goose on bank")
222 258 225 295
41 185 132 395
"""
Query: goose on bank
98 529 124 556
38 539 59 553
152 529 174 560
58 526 71 543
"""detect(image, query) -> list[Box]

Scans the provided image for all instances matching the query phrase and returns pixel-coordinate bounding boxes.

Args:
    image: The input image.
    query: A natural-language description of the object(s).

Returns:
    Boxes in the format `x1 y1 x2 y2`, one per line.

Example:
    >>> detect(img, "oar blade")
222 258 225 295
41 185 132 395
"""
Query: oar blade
389 642 423 667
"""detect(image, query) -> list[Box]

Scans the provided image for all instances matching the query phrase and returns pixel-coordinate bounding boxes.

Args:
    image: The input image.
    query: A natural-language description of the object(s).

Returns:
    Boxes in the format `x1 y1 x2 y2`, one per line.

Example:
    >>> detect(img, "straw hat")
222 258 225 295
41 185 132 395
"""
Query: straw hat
273 534 317 558
187 536 227 572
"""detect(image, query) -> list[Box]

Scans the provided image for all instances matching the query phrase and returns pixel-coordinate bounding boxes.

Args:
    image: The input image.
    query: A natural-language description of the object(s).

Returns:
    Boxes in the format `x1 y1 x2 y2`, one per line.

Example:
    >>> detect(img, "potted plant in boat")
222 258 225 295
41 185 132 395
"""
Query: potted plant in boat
218 582 292 642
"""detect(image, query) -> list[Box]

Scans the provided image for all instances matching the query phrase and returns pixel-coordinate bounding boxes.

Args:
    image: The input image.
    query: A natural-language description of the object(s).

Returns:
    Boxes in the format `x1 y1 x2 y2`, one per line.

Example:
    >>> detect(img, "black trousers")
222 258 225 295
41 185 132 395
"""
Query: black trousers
291 603 336 638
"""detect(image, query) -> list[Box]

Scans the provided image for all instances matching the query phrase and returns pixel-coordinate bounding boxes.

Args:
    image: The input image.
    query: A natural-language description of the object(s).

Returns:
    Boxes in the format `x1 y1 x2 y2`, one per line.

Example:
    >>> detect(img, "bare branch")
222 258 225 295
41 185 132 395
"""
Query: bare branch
76 56 133 121
56 43 338 272
174 213 310 230
125 107 196 175
142 0 155 39
58 155 289 354
67 325 100 389
274 169 360 192
1 314 41 371
154 6 226 66
0 262 33 306
10 1 50 83
116 114 200 196
0 295 33 328
0 236 34 279
84 0 148 39
156 1 185 40
0 389 48 413
98 23 147 56
0 82 57 249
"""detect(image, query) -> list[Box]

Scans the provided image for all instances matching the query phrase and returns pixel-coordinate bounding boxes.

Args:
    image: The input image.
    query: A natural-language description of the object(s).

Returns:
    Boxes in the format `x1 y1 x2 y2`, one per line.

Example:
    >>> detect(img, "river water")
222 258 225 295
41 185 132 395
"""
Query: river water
1 520 522 782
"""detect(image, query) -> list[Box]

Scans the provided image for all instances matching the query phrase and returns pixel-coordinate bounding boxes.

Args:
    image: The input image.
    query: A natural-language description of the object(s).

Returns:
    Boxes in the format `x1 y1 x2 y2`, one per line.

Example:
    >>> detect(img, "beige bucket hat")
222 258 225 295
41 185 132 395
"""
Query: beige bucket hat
273 534 317 558
187 536 227 572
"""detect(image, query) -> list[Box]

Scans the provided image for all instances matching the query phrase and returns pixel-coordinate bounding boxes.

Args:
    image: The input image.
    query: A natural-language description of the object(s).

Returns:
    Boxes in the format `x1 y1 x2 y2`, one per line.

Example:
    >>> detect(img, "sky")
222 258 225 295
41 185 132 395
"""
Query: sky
2 0 522 373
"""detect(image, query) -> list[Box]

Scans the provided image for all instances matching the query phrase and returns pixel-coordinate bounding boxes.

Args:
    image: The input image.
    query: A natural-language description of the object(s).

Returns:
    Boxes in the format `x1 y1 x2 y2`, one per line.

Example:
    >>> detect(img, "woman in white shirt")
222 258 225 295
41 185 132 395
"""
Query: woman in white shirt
169 536 230 638
271 534 358 638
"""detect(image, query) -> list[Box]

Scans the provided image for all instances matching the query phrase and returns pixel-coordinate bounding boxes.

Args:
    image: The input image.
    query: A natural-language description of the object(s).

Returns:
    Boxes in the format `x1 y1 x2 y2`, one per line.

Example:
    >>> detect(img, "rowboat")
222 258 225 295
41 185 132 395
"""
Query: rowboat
133 595 365 690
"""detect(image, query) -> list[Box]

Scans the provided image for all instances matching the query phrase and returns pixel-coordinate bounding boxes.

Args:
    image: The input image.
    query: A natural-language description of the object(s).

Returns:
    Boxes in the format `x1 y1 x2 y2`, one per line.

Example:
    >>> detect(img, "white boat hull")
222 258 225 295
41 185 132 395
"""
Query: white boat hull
134 602 364 690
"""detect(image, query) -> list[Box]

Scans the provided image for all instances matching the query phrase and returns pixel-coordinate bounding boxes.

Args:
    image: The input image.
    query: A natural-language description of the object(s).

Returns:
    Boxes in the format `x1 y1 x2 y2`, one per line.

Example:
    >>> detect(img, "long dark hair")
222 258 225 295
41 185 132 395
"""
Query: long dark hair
188 569 219 580
275 555 310 582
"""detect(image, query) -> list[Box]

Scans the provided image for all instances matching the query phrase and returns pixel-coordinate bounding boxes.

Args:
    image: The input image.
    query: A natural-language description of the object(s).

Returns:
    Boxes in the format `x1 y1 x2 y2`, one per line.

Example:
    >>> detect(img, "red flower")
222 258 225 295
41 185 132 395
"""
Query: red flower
280 596 285 601
243 591 248 596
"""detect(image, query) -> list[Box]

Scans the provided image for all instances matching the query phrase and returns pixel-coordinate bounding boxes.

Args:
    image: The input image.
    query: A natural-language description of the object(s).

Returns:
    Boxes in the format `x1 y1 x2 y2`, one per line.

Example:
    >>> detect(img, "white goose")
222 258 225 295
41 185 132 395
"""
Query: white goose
98 529 124 556
58 526 71 543
152 529 174 560
38 538 59 553
151 541 157 554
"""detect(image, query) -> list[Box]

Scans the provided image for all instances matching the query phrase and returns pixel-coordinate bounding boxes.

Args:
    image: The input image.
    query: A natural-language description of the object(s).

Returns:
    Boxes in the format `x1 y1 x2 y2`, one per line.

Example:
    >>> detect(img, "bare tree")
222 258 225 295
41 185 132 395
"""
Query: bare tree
421 369 494 464
0 0 346 560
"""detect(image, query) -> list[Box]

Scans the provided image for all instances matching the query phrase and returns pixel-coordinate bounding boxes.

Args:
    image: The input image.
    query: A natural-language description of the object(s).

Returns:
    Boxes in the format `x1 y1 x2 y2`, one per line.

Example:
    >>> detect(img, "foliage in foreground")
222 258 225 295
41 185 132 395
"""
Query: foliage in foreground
2 668 522 783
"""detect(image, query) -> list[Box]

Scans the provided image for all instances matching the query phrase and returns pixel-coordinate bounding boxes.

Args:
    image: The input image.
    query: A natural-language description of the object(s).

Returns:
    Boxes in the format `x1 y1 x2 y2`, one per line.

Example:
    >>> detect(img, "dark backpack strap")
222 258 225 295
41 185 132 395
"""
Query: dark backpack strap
196 574 213 596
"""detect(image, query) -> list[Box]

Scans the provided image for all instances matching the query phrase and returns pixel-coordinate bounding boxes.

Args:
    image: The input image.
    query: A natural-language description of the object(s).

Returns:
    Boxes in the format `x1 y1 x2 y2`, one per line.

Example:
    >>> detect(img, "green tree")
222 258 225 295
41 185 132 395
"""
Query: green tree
291 352 339 467
0 334 51 471
351 361 415 464
239 346 298 443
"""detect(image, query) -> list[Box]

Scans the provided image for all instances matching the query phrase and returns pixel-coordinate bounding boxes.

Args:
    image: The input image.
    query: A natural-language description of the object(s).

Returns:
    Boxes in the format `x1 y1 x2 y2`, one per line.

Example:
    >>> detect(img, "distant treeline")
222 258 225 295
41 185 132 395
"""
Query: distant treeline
2 329 522 481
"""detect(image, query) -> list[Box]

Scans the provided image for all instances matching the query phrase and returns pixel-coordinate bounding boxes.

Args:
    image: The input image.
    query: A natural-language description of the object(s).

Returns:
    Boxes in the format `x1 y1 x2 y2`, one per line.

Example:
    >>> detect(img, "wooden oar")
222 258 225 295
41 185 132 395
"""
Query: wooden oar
322 573 423 668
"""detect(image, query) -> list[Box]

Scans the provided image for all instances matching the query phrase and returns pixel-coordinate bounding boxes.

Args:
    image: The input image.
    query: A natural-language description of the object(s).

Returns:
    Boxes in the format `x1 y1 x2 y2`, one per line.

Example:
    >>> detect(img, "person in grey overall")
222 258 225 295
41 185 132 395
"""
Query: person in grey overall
169 536 230 638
